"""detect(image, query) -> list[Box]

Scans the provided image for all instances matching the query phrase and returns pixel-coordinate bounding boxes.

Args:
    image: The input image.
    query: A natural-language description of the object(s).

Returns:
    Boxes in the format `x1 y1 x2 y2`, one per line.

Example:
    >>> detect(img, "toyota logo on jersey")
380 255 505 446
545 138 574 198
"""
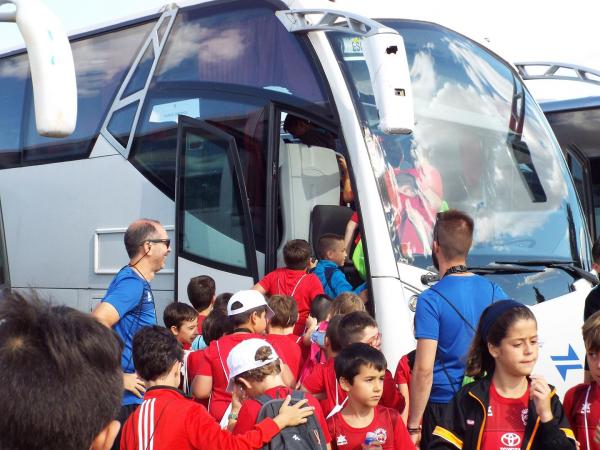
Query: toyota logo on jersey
500 432 521 448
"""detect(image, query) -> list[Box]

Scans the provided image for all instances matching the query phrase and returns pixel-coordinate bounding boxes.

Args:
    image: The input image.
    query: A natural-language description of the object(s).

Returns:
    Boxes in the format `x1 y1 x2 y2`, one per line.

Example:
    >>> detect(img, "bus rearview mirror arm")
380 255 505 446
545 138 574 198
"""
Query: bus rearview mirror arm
0 0 77 137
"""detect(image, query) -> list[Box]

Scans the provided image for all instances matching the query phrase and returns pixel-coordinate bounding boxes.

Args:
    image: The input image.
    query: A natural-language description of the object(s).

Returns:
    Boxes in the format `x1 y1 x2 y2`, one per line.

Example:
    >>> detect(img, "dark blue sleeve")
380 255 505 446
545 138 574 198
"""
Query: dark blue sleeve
415 291 440 341
103 276 145 319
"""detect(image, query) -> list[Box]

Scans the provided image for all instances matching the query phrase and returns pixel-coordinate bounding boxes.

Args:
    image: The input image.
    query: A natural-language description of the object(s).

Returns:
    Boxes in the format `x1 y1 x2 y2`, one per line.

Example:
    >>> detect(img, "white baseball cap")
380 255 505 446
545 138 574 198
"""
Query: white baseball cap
227 290 274 319
226 338 280 392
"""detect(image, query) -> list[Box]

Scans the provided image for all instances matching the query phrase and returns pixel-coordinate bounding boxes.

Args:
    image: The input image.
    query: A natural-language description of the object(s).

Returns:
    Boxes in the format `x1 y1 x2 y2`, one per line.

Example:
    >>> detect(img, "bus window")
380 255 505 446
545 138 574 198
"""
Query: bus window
132 92 269 253
21 21 154 165
177 118 256 276
0 53 28 168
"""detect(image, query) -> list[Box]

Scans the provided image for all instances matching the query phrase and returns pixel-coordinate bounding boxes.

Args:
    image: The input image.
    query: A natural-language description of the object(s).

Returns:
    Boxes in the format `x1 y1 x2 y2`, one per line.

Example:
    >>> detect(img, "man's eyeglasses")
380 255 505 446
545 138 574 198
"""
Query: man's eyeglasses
144 238 171 248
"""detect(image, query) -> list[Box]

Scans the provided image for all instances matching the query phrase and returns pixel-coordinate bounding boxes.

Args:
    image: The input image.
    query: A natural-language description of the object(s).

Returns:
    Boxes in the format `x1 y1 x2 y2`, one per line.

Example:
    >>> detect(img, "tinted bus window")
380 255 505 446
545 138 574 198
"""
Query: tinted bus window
154 1 330 112
0 54 28 168
21 21 154 164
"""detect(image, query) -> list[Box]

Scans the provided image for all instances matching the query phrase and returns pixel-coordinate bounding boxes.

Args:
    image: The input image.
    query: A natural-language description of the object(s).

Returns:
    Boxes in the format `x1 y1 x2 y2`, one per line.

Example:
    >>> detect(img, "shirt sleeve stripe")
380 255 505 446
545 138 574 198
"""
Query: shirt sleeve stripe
432 426 463 449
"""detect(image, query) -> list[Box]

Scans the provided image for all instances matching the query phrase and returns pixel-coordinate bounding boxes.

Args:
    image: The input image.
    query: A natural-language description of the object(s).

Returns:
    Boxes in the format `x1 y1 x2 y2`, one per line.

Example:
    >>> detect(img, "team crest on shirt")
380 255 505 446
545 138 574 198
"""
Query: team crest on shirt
581 402 591 414
373 428 388 444
336 435 348 446
521 408 528 426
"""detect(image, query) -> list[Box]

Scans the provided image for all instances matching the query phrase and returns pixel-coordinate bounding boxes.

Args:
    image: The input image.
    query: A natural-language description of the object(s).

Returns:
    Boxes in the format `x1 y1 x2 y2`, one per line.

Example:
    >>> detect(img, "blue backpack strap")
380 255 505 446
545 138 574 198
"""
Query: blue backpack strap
324 267 335 292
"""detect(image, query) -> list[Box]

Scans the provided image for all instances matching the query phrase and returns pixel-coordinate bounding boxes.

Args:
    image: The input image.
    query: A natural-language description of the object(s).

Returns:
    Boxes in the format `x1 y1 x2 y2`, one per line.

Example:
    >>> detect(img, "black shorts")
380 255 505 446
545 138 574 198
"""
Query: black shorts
420 401 449 450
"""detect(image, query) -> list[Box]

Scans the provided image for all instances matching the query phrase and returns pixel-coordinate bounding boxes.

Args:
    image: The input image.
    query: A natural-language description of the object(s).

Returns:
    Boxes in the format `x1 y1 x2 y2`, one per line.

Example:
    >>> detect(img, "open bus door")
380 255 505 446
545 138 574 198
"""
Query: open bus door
174 115 259 300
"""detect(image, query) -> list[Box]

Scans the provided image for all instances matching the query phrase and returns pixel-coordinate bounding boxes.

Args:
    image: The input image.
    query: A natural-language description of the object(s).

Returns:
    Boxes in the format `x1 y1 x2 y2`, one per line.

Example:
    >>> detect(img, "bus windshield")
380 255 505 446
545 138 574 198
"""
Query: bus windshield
329 20 589 299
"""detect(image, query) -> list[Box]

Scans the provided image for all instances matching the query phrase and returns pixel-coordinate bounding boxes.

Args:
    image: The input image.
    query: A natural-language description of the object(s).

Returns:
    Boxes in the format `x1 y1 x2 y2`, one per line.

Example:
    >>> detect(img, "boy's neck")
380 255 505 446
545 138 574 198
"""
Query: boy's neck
252 374 285 396
268 325 294 335
198 306 212 317
233 322 257 333
341 397 375 427
492 369 528 397
146 377 179 390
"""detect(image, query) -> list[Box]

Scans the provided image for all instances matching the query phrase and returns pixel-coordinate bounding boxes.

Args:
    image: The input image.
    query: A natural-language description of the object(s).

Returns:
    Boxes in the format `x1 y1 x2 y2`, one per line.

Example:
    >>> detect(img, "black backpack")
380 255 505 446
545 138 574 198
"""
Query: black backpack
255 390 327 450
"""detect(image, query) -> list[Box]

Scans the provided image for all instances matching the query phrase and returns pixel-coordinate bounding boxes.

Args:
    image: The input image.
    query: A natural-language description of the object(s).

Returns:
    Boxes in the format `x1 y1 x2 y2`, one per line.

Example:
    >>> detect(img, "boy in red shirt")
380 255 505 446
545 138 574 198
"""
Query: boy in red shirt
121 326 316 450
190 290 275 422
564 311 600 450
163 302 199 350
254 239 324 335
327 343 414 450
227 338 331 448
265 295 304 382
301 312 404 417
187 275 216 334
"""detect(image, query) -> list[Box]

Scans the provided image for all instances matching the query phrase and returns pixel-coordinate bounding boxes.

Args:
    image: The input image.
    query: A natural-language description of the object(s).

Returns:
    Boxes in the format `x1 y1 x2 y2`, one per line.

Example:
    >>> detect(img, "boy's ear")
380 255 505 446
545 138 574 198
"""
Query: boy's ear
237 377 253 391
169 325 180 336
338 376 352 392
90 420 120 450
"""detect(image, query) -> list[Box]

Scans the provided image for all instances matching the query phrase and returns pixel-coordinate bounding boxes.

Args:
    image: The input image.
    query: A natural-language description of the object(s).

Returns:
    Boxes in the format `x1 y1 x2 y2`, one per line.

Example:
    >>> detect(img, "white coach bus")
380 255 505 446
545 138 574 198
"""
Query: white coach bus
0 0 593 395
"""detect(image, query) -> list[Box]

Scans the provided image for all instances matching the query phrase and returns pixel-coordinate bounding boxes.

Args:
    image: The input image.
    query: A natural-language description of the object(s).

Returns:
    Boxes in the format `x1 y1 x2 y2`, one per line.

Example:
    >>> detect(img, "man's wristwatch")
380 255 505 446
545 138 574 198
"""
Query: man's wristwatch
407 425 422 434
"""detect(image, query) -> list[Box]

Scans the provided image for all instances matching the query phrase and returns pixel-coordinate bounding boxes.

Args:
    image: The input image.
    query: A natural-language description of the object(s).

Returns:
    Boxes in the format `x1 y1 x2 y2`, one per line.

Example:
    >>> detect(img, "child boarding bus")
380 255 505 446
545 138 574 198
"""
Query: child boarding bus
0 0 594 396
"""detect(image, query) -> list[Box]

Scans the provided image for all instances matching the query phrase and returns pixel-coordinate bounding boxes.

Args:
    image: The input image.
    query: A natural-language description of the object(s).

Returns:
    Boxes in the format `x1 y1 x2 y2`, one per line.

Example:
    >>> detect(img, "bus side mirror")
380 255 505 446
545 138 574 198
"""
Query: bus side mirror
0 0 77 137
362 31 414 134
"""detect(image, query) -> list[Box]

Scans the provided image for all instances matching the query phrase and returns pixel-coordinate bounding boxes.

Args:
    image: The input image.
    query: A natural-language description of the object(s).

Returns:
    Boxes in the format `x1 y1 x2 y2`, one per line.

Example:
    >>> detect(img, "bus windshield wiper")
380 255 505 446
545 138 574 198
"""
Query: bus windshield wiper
494 260 598 285
420 264 543 285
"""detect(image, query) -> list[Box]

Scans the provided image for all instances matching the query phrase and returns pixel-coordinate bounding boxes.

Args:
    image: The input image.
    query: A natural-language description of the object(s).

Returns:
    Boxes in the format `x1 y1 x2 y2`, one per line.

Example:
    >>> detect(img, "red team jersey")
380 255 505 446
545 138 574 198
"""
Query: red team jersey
302 359 405 417
564 382 600 450
327 405 414 450
265 334 304 381
191 332 265 421
257 268 323 335
393 354 411 388
233 385 331 444
120 387 280 450
480 382 529 450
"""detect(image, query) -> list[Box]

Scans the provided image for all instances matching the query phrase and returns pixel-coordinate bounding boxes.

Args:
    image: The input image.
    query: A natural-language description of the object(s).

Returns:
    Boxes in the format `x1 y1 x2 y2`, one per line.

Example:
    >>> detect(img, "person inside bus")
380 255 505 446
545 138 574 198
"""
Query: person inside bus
283 113 353 206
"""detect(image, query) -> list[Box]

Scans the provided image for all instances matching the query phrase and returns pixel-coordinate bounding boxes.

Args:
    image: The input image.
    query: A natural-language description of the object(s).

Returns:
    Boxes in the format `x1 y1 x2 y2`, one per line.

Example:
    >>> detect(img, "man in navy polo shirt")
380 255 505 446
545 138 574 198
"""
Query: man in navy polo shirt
407 210 507 449
92 218 171 450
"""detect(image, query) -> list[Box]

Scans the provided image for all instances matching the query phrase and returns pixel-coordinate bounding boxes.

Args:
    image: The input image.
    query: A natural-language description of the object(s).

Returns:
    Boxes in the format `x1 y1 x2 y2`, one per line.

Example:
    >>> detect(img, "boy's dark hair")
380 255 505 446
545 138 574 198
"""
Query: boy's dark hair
330 292 365 317
214 292 232 313
133 326 183 381
163 302 198 329
338 311 378 349
593 238 600 265
334 343 387 385
235 345 281 384
0 291 122 450
283 239 312 270
202 309 233 345
124 218 161 259
187 275 216 311
228 304 269 328
326 314 344 354
310 294 332 322
433 209 474 261
267 295 298 328
317 233 344 260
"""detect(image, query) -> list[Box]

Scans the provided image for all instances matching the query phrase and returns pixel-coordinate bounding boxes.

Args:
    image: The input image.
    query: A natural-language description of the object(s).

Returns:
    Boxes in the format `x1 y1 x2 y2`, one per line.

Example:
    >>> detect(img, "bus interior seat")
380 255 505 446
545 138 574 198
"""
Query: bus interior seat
278 141 340 266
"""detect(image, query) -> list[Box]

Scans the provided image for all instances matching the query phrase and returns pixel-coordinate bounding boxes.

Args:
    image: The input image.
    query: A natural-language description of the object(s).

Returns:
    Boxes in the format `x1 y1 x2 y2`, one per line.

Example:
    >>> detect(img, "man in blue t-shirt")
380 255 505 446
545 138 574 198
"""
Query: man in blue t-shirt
407 210 507 449
92 218 171 450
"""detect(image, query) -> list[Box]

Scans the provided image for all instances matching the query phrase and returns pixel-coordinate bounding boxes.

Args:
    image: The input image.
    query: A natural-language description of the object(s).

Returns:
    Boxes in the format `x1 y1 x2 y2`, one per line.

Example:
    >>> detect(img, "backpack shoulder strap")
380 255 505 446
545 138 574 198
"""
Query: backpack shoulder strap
291 390 305 402
256 394 275 406
429 286 476 333
323 267 336 291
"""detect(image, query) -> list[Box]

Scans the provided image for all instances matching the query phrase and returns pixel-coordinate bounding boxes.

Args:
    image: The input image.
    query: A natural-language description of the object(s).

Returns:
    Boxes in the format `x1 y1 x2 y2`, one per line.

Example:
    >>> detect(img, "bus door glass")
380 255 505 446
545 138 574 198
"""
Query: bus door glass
565 145 594 236
175 115 258 298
